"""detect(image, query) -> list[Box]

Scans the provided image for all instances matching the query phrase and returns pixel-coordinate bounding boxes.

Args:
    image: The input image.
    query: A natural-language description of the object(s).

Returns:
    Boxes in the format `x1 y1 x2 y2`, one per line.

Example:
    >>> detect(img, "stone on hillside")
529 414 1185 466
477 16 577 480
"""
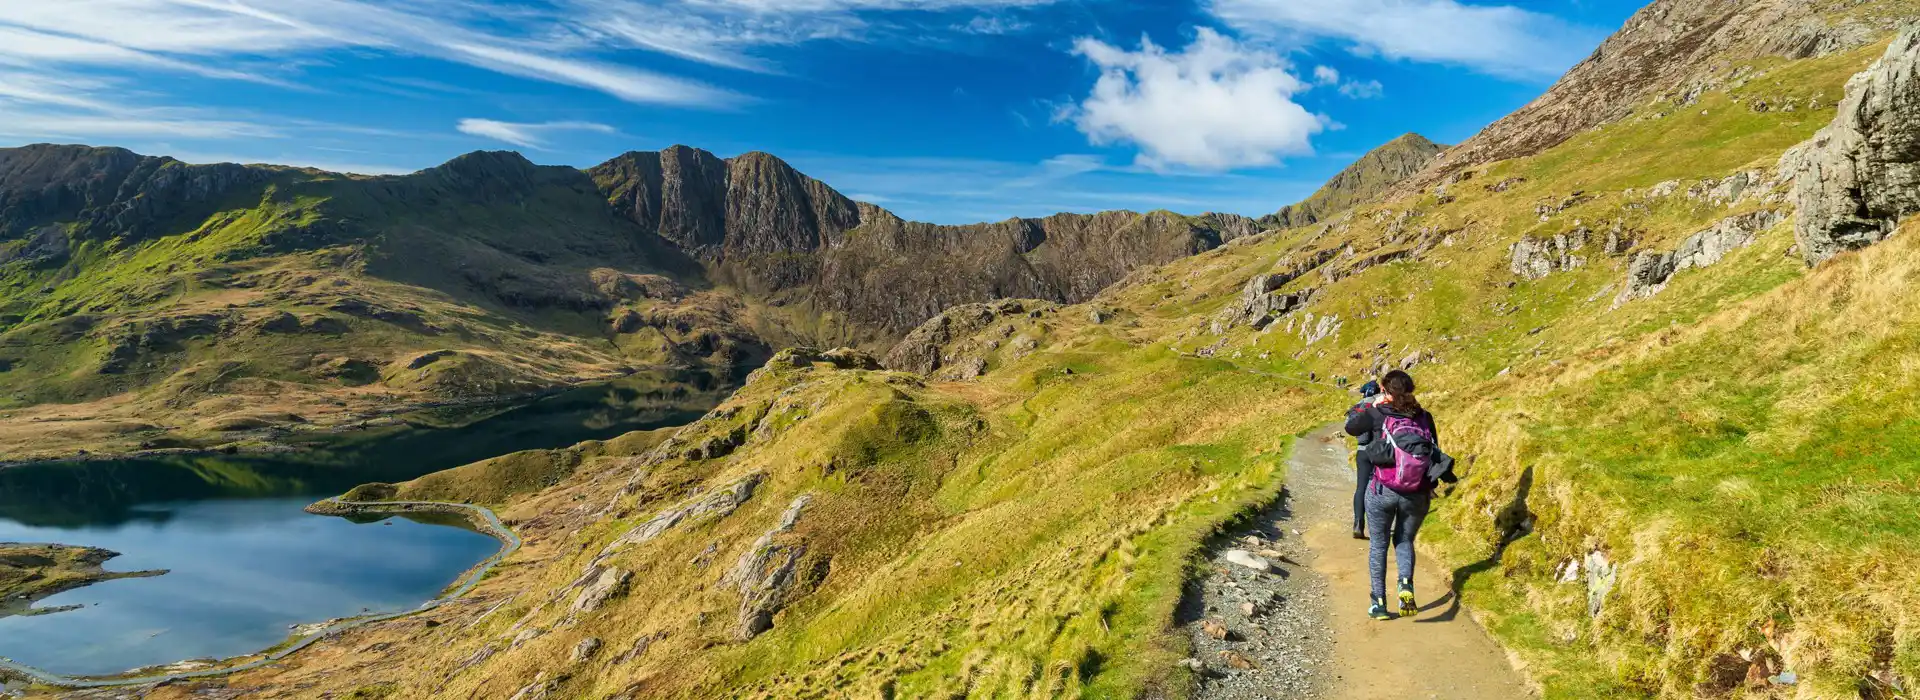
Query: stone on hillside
1224 549 1271 572
507 673 559 700
1614 210 1784 306
727 495 815 641
884 299 1057 374
1585 550 1618 618
571 567 632 616
571 637 602 663
1219 649 1258 670
1201 619 1232 640
819 347 882 370
942 356 988 381
601 473 764 559
1509 226 1592 280
1784 26 1920 266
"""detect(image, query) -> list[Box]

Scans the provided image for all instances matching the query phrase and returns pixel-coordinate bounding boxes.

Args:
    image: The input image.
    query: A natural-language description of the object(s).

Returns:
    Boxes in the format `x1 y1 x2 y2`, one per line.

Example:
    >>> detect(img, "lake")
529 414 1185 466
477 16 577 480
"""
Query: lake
0 372 726 677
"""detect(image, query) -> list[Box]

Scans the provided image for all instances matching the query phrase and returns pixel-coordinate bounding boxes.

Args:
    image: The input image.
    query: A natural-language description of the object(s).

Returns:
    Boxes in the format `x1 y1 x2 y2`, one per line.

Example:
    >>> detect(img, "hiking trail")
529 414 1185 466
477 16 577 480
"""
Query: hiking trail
1182 422 1533 699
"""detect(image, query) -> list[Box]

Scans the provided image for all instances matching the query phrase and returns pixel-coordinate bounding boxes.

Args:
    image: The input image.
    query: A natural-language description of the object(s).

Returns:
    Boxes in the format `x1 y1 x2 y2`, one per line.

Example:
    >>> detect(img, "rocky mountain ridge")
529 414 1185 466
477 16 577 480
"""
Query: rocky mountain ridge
1394 0 1896 197
589 145 1260 335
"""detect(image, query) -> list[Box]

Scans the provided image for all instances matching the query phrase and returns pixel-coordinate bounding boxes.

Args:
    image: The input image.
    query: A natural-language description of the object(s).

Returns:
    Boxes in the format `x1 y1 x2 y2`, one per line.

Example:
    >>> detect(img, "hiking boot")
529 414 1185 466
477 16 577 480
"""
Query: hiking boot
1398 579 1417 617
1368 597 1393 620
1351 527 1367 540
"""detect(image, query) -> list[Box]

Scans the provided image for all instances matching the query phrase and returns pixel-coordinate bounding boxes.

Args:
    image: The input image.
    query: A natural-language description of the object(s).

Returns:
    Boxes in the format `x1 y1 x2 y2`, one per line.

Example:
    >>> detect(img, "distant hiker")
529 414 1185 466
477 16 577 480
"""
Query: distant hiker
1345 370 1458 620
1345 379 1385 539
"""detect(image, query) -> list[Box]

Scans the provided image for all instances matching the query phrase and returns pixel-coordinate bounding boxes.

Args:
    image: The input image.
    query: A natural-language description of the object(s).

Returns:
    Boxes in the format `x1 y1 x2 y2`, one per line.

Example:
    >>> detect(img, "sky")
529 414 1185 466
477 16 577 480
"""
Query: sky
0 0 1649 225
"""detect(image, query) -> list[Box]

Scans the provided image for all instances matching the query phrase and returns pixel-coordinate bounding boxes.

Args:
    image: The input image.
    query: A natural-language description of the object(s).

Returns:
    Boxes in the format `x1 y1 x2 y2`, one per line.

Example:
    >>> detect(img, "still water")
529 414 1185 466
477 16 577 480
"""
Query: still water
0 373 726 676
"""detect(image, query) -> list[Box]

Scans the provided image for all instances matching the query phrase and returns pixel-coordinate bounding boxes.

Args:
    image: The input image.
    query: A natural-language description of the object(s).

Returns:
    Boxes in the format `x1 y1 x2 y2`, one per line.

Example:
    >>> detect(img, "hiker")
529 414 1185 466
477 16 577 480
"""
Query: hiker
1345 370 1458 620
1345 379 1385 539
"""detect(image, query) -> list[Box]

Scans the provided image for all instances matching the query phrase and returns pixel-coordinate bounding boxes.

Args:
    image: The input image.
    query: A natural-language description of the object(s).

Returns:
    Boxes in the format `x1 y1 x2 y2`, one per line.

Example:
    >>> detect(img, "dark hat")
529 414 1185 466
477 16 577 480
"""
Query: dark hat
1359 380 1381 397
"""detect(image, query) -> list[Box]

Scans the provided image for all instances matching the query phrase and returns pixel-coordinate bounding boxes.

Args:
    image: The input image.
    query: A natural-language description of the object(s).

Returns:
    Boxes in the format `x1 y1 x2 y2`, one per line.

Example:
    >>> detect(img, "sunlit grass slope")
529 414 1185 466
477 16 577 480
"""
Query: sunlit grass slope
1082 38 1914 698
347 325 1332 699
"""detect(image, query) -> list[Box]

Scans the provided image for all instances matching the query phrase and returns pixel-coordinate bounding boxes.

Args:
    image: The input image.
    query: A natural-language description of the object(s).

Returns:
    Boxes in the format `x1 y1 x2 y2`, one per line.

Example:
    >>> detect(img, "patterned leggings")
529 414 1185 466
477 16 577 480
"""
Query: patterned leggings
1365 484 1432 600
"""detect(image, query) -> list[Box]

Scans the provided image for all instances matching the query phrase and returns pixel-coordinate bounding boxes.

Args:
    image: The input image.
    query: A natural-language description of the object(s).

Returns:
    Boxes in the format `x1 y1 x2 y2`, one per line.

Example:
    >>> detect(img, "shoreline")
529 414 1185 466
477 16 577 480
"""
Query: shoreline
0 497 521 690
0 545 168 620
0 368 647 470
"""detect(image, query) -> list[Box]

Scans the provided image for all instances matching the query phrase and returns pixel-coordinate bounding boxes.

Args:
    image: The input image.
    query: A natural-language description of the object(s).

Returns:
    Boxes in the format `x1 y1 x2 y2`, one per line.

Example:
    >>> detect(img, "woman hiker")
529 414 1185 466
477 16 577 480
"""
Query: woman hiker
1345 370 1457 620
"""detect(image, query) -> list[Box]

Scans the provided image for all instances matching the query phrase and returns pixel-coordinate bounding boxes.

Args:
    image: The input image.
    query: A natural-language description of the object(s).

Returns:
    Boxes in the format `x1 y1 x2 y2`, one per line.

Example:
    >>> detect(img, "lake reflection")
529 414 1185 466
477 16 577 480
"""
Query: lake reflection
0 372 730 677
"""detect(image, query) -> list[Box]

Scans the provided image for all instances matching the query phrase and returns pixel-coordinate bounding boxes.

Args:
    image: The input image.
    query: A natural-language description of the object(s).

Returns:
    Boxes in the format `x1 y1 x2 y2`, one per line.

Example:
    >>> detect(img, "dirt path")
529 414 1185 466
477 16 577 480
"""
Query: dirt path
1185 423 1533 699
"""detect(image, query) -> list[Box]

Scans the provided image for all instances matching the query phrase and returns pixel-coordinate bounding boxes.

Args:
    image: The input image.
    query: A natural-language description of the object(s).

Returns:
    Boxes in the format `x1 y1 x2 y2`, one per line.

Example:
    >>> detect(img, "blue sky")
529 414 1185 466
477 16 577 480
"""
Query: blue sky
0 0 1646 224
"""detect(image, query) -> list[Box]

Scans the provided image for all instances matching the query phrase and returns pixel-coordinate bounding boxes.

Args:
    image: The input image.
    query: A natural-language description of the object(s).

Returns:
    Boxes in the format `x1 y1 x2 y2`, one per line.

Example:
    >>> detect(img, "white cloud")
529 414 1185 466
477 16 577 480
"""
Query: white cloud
1205 0 1601 80
1064 28 1325 171
1339 78 1383 99
455 119 617 148
1312 65 1339 85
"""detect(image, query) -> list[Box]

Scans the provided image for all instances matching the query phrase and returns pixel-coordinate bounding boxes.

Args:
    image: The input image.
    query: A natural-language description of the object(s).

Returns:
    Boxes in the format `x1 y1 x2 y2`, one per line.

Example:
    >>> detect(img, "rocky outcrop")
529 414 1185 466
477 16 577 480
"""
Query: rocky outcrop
600 472 764 560
883 299 1057 374
0 144 272 247
1396 0 1885 197
570 567 633 616
1261 134 1445 230
1509 220 1637 280
1782 26 1920 266
1614 210 1785 305
1213 248 1339 333
726 494 814 640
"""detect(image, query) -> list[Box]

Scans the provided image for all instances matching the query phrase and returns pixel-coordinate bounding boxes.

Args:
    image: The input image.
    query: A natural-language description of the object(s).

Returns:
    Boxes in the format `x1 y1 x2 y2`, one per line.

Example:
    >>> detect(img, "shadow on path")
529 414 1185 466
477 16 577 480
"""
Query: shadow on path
1422 466 1534 625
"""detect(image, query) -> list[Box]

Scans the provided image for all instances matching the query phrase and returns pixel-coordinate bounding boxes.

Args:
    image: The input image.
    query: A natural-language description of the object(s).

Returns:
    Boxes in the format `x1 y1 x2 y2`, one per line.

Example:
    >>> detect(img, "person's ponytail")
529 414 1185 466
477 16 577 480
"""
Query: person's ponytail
1381 370 1421 413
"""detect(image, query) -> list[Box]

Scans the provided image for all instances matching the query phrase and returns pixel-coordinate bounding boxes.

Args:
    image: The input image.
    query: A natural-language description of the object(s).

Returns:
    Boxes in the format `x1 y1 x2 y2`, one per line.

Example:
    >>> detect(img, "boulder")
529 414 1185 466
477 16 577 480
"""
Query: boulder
1224 549 1271 572
1783 26 1920 265
1614 210 1784 305
570 567 632 616
571 637 602 663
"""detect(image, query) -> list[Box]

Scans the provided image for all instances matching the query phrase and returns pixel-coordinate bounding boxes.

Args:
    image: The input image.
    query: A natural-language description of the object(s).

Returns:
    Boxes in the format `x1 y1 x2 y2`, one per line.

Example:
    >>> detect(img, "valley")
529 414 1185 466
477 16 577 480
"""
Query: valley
5 0 1920 697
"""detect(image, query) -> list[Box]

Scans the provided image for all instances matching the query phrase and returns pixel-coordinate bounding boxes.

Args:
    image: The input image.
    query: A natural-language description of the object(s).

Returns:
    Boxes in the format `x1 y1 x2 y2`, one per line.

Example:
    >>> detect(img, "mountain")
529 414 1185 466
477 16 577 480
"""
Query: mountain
0 143 1264 461
131 4 1920 700
1259 132 1446 230
590 146 1256 335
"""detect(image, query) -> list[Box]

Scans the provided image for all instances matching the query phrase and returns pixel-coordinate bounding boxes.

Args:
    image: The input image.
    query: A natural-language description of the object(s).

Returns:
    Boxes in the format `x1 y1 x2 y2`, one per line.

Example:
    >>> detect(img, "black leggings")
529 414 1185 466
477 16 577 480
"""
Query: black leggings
1353 451 1369 532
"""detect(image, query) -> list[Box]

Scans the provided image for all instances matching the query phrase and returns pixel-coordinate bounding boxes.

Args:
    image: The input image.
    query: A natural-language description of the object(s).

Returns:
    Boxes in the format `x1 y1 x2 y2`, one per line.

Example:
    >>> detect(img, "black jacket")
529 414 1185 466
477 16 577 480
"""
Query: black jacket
1345 402 1458 488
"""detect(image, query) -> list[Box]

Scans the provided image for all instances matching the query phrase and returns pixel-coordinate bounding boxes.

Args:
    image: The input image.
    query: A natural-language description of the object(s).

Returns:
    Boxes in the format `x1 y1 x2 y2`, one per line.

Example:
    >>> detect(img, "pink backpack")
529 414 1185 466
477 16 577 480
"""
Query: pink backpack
1373 414 1435 493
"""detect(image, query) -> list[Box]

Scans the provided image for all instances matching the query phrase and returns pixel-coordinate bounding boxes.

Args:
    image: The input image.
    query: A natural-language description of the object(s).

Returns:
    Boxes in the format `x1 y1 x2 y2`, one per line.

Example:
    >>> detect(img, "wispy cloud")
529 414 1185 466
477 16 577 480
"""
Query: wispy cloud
456 118 618 148
1204 0 1603 80
1339 79 1383 99
0 0 740 108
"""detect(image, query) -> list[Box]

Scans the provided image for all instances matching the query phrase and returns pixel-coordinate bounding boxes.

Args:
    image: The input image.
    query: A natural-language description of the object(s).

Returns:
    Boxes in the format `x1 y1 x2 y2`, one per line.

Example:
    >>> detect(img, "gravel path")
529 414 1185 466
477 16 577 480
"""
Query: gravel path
1182 423 1533 699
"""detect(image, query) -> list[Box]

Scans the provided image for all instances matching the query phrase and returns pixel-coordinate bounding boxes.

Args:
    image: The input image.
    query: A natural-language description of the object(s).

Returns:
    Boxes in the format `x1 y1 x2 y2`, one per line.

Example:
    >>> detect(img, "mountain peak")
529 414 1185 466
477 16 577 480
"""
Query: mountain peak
1260 133 1447 230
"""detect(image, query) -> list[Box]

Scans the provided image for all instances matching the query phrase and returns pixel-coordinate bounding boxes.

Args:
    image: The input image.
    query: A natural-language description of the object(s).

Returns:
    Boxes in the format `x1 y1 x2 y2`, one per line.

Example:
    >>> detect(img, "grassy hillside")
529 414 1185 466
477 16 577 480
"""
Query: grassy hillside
156 30 1920 700
1096 37 1911 698
0 151 783 462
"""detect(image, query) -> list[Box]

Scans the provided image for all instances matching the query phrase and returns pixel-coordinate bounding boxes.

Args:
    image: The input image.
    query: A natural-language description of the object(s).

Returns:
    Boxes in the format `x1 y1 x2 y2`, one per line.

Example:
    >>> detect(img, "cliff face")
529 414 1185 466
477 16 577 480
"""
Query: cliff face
0 144 272 254
1394 0 1889 197
1261 133 1445 230
590 146 1252 335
